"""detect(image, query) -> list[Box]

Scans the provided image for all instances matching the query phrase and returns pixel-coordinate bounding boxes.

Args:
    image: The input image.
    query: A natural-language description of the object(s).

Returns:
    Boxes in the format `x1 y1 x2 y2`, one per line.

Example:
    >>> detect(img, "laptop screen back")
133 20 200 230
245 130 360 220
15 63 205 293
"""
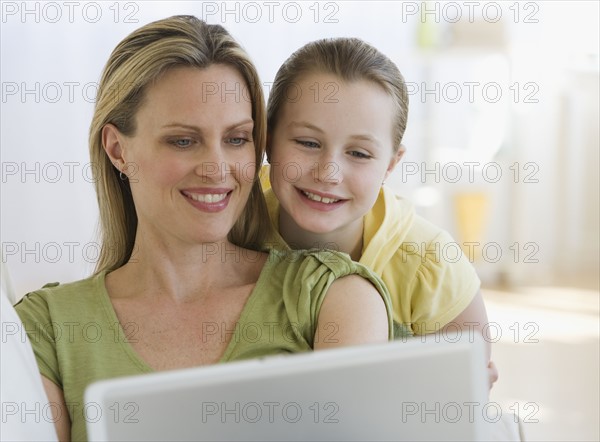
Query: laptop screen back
85 335 491 441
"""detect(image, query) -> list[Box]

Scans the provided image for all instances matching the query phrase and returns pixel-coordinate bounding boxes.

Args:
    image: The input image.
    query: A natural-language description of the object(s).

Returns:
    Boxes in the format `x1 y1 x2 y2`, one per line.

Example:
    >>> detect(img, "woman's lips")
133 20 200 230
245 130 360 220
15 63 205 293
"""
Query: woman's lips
181 188 233 212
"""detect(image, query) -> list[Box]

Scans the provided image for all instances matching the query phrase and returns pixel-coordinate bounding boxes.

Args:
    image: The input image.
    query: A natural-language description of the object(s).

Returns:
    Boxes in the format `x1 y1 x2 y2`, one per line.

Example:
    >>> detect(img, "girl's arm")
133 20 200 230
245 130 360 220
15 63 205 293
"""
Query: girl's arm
440 290 499 389
314 275 389 349
42 376 71 442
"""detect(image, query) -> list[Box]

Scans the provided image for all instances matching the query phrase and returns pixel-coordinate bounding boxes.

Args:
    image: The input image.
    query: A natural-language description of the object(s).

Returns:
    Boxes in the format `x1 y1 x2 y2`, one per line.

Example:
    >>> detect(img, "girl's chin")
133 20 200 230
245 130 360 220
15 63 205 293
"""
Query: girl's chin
297 219 341 235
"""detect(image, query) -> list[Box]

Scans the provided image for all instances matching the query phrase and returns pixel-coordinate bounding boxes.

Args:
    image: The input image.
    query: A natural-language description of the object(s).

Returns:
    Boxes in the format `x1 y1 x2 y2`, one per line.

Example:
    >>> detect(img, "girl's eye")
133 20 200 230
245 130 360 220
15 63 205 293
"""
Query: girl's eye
295 140 320 149
349 150 372 159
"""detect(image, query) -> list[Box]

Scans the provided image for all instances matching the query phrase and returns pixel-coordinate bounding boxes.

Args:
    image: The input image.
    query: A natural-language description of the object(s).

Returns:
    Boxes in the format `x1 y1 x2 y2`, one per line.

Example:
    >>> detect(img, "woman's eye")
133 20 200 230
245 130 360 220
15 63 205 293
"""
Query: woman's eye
170 138 193 148
295 140 320 148
228 137 249 146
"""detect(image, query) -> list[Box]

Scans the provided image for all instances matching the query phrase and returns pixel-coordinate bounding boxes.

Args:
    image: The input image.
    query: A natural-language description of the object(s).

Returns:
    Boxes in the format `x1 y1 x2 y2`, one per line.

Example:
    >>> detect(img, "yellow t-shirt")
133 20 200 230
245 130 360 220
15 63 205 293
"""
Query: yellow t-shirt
263 185 480 335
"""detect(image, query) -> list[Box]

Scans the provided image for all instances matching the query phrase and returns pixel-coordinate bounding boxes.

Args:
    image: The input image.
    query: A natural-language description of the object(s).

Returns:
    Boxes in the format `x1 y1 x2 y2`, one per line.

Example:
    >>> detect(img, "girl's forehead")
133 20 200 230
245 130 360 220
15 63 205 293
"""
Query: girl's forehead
283 76 394 115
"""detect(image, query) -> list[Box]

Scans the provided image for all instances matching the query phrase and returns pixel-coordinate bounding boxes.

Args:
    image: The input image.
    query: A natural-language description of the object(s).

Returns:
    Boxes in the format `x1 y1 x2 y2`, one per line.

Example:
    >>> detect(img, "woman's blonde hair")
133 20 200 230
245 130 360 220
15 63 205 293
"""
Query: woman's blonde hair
89 15 270 274
267 37 409 153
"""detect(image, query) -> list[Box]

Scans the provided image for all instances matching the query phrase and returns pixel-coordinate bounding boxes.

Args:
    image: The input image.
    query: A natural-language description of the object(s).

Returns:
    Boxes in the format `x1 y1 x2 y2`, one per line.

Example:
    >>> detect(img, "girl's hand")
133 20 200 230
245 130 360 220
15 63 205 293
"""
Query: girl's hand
488 359 499 390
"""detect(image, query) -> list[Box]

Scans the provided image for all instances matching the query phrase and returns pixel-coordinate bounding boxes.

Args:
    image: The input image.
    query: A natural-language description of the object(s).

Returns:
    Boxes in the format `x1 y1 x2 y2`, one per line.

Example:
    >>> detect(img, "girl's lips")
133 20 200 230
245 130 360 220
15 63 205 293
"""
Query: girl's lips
297 187 346 201
295 187 347 211
181 189 233 213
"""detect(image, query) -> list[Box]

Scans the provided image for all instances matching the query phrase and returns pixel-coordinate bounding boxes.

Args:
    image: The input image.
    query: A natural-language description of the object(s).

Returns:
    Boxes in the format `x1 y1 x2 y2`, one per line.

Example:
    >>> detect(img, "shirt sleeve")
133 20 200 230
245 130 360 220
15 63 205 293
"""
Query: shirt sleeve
1 292 59 441
279 250 397 345
13 288 62 387
406 230 481 335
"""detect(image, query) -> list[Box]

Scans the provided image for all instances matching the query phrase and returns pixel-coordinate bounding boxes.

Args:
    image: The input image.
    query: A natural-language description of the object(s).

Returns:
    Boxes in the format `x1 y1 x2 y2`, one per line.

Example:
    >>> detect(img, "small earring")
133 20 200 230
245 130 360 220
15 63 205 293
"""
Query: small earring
119 170 127 181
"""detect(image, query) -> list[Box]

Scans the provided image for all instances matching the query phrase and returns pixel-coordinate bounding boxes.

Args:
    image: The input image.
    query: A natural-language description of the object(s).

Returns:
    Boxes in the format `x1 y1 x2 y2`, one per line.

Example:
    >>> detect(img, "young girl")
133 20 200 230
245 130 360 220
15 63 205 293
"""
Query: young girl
263 37 498 386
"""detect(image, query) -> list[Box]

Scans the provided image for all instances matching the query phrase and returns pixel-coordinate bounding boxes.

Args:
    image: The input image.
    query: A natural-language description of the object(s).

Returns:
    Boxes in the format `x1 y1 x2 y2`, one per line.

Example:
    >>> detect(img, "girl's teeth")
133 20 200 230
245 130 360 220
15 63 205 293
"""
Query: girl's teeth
303 191 339 204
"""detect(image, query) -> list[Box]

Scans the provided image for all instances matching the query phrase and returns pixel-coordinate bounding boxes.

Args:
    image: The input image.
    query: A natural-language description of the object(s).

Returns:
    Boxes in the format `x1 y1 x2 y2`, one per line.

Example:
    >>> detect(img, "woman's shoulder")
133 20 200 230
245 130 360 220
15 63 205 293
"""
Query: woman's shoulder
14 271 106 312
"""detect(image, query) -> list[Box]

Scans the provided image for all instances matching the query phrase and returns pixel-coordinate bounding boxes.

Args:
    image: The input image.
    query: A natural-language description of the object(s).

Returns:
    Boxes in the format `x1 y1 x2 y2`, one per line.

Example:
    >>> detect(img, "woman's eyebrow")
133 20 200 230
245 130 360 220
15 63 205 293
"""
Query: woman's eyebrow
161 119 254 132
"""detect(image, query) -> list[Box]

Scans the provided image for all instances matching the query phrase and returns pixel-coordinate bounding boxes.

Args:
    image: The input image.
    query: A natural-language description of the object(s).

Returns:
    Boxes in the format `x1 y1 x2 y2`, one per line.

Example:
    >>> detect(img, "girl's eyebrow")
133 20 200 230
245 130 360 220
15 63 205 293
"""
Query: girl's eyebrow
348 134 381 146
287 121 324 133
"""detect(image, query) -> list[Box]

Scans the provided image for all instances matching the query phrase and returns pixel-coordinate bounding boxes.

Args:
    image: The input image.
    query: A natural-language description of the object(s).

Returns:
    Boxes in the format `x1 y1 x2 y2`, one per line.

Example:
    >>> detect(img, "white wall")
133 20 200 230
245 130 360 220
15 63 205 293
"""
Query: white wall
1 1 598 298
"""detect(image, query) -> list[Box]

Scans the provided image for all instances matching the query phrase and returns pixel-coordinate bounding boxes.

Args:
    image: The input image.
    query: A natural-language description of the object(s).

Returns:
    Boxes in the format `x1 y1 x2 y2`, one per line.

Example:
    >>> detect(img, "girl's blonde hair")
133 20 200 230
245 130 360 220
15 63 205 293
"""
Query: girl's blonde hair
267 37 409 152
89 15 270 274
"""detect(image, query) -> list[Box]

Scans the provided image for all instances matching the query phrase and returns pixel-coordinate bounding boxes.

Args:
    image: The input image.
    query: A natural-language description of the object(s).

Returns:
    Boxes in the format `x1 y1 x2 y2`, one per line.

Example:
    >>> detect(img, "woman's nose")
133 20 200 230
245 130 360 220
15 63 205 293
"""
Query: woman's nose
194 142 227 182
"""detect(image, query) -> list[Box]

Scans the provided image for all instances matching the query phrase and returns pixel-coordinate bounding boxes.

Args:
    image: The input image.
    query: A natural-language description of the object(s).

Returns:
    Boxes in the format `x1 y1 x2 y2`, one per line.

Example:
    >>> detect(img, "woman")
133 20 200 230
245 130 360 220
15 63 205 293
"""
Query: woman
15 17 395 441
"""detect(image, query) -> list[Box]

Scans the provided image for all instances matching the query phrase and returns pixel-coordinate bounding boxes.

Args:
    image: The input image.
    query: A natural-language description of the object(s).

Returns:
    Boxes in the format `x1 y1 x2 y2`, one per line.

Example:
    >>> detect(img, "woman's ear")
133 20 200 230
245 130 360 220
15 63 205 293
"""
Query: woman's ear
102 123 127 170
384 144 407 181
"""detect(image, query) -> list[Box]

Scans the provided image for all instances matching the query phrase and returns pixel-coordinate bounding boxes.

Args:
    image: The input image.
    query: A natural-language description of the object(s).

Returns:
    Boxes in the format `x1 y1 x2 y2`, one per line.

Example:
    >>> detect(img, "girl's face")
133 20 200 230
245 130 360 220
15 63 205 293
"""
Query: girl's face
269 72 401 236
104 65 256 246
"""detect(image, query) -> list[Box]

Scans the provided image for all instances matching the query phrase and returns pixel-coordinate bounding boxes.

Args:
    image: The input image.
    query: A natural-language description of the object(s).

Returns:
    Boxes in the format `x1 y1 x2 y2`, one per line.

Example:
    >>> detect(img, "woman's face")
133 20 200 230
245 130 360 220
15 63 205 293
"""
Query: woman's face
269 72 400 236
112 65 256 245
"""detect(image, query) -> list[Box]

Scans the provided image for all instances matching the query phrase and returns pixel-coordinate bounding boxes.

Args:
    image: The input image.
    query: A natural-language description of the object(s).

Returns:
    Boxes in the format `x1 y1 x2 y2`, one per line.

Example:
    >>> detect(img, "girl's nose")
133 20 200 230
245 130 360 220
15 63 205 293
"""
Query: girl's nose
311 152 342 185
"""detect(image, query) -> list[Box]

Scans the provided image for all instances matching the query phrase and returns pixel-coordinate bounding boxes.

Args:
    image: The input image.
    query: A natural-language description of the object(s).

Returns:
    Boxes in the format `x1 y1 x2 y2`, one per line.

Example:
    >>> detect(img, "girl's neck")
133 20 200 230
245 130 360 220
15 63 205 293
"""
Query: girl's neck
278 210 364 261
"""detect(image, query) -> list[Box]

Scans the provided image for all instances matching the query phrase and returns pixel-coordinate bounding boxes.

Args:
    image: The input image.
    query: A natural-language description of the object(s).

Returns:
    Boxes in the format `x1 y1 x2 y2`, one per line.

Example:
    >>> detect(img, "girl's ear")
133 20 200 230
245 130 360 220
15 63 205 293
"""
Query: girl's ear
384 144 406 181
102 123 127 170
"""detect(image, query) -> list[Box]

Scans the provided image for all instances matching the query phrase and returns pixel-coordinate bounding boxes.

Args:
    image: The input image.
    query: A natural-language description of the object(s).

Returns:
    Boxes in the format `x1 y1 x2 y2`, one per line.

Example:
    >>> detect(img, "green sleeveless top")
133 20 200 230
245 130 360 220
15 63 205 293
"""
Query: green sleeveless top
14 248 400 441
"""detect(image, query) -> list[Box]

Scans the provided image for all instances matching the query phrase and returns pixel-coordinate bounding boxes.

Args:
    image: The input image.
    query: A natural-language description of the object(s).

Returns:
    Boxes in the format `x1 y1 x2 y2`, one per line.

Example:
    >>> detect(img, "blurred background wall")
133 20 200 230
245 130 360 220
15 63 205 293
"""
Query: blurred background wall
2 1 597 295
1 2 599 440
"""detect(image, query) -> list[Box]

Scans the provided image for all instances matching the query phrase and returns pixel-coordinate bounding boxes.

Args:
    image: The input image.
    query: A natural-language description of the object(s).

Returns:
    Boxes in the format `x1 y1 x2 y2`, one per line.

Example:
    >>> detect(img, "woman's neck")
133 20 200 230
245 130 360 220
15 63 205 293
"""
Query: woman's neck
278 210 364 261
107 229 266 303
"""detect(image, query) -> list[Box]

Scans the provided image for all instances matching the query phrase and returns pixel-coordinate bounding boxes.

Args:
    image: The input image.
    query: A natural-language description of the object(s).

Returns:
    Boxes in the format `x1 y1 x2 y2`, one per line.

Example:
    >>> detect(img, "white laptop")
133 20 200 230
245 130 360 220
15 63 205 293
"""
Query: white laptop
85 335 492 441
